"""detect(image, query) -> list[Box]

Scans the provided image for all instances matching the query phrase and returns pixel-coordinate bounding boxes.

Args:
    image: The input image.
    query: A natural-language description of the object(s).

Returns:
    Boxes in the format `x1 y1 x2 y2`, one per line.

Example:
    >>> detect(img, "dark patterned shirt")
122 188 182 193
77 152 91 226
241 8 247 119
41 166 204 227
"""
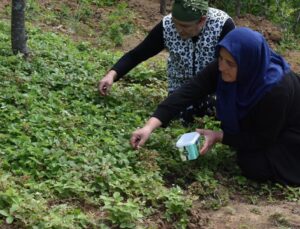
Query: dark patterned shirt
112 9 235 91
163 8 231 92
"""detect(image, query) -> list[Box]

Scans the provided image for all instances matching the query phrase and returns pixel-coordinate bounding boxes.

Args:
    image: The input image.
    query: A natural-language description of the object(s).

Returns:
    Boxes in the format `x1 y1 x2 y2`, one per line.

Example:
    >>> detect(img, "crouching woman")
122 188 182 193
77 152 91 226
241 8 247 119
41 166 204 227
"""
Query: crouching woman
130 27 300 185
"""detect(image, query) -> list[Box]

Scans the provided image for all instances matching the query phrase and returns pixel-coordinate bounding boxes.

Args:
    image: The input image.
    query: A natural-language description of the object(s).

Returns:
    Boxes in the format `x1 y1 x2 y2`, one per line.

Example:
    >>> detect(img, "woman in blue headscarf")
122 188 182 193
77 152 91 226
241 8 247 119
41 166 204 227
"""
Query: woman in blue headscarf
130 27 300 185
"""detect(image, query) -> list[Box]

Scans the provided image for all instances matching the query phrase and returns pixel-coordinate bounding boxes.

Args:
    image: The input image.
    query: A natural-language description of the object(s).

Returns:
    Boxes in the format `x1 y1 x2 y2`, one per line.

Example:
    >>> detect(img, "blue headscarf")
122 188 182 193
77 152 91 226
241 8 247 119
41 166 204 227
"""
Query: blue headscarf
216 27 290 134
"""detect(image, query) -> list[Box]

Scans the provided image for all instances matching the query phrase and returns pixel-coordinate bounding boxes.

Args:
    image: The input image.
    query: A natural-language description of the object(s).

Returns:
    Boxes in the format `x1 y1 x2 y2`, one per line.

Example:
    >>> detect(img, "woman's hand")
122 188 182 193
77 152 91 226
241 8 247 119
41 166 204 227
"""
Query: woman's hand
130 126 153 149
130 117 162 149
98 70 117 96
196 129 223 155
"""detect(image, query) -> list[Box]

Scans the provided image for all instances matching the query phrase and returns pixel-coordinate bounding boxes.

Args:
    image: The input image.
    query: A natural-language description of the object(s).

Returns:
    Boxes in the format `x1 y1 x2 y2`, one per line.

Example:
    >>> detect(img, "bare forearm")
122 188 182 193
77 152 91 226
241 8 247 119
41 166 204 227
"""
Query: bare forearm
144 117 162 132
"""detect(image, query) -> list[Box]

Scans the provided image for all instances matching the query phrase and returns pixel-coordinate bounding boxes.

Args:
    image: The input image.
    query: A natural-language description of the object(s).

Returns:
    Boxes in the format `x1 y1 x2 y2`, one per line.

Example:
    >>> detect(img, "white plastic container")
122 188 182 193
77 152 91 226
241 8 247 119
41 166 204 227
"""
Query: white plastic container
176 132 200 161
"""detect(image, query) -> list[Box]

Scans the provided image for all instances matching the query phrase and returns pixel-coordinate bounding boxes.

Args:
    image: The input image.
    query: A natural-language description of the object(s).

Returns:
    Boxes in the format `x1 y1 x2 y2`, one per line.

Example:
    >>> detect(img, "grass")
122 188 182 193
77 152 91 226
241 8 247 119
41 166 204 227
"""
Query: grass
0 1 300 228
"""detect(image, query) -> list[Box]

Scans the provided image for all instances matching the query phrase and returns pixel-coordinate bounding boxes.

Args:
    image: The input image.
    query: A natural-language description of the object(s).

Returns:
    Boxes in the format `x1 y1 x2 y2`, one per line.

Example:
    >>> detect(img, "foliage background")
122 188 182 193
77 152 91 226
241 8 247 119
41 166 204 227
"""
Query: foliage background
209 0 300 35
0 0 299 228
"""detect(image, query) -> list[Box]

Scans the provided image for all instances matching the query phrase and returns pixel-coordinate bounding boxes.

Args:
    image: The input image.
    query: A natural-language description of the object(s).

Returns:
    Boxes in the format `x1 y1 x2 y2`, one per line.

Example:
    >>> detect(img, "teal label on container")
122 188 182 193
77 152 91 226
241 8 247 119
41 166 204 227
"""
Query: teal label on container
180 139 200 161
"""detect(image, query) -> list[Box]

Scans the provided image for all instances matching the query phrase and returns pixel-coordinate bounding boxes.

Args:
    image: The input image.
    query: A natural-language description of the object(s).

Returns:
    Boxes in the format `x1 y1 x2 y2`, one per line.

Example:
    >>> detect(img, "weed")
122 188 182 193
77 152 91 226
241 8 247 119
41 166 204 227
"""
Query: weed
101 193 143 228
250 208 261 215
269 213 291 227
0 2 300 227
100 3 135 47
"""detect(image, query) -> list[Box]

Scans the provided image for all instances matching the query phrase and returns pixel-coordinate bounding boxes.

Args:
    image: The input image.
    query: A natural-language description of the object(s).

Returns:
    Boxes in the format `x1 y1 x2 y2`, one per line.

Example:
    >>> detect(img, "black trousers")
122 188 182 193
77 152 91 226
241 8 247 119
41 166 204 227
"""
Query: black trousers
237 150 274 183
236 146 298 185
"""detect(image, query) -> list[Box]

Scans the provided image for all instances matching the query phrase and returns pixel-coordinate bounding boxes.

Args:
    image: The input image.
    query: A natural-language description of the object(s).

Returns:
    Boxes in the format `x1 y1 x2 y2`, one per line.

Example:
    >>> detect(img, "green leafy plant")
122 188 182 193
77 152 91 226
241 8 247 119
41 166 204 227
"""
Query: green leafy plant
0 2 299 227
163 187 192 227
100 3 135 47
101 193 143 228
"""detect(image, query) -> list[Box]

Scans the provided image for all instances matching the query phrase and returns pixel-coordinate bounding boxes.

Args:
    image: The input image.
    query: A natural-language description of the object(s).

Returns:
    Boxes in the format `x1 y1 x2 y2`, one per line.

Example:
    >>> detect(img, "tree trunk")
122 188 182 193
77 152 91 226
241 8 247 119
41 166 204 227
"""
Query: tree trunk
160 0 166 15
11 0 29 56
294 11 300 33
235 0 241 17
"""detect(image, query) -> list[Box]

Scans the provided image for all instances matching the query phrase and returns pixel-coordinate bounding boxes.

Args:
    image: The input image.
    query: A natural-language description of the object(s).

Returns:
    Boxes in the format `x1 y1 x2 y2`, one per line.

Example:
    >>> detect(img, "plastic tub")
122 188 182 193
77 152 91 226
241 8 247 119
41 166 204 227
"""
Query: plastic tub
176 132 200 161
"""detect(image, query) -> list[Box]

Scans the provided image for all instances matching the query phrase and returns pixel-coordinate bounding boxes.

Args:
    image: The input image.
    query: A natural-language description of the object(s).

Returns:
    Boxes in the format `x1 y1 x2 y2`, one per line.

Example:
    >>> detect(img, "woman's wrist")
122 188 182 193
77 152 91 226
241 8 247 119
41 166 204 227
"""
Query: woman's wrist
217 131 224 142
108 70 118 81
144 117 162 132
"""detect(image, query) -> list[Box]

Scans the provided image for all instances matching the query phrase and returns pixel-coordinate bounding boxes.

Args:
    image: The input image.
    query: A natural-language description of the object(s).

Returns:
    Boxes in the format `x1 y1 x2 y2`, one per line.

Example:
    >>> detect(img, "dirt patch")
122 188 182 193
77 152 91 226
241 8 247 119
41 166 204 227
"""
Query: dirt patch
127 0 167 32
189 201 300 229
119 0 170 52
0 0 10 10
234 14 283 48
0 0 10 17
284 50 300 74
1 1 300 227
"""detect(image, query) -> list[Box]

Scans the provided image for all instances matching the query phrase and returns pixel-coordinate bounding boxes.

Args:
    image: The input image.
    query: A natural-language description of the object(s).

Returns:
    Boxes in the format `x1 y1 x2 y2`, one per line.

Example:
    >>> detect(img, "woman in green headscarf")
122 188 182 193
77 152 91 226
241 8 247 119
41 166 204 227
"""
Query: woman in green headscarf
98 0 235 125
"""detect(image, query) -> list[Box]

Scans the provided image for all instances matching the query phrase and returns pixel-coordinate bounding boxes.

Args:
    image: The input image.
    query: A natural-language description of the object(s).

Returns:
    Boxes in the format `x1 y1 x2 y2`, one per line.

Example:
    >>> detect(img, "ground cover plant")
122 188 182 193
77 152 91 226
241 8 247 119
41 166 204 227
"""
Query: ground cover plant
0 0 300 228
0 19 194 228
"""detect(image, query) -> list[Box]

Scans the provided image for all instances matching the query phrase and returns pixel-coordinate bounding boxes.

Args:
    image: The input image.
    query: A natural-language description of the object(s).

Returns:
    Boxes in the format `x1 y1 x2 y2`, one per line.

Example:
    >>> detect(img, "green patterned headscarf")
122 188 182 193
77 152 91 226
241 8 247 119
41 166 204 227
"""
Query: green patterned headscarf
172 0 208 22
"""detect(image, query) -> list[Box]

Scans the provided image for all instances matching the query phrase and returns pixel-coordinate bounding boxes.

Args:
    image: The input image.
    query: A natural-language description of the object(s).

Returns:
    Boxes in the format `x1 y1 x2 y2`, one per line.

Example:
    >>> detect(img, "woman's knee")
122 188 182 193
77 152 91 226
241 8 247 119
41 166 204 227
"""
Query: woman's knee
237 152 272 182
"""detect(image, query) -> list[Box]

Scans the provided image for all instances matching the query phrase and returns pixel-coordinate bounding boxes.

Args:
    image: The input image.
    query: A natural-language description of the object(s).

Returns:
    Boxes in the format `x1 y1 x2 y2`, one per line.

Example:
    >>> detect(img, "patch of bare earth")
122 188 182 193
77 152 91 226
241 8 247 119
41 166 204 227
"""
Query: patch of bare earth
189 201 300 229
121 0 171 53
284 50 300 74
1 0 300 227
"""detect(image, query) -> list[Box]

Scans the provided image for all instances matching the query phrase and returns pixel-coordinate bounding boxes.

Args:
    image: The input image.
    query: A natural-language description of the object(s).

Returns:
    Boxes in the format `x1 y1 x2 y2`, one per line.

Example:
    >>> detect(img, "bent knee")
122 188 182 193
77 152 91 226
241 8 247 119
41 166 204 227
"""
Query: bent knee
237 152 272 182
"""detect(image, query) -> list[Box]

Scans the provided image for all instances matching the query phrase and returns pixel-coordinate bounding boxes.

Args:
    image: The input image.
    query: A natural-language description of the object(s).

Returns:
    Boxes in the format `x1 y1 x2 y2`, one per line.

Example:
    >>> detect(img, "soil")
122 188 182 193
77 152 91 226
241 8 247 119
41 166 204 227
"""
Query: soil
1 0 300 227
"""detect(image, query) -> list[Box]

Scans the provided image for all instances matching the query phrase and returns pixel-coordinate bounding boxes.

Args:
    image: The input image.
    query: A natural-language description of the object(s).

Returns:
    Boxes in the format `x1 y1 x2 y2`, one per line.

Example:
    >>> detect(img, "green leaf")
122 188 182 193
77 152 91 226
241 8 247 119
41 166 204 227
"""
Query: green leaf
0 210 9 217
6 215 14 224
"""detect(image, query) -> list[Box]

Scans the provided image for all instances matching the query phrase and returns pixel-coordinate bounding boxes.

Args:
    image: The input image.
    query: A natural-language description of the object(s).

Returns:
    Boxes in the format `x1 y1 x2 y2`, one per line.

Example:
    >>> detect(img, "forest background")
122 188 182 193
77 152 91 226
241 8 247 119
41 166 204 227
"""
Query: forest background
0 0 300 228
